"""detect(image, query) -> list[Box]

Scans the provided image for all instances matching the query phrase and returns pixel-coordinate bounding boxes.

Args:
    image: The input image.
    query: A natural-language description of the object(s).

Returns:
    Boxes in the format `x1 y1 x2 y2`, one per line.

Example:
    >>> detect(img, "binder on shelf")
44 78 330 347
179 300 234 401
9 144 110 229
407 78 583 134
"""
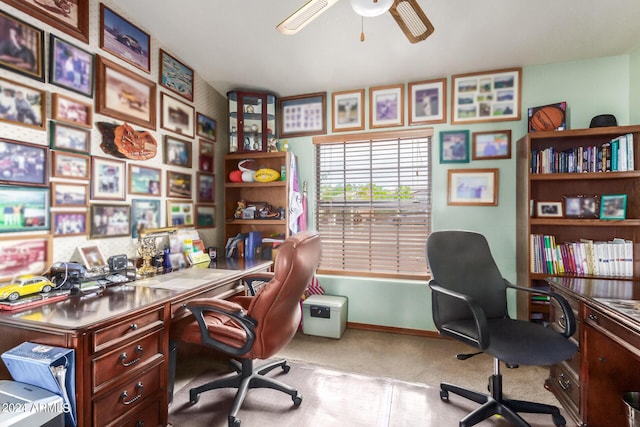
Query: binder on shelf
244 231 262 260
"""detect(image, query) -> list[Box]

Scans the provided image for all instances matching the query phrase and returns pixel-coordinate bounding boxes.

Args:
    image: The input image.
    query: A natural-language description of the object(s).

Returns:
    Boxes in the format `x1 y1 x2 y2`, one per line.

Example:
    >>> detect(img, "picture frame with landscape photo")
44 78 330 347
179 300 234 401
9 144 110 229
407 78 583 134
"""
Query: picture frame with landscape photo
563 195 599 219
131 198 161 238
0 185 49 233
52 210 87 237
51 182 88 207
95 55 156 130
3 0 89 43
167 200 194 227
332 89 364 132
52 93 92 128
197 172 214 203
49 34 94 97
369 84 404 129
51 151 90 180
78 243 108 268
0 139 47 186
198 139 214 172
0 10 44 81
91 156 126 201
100 4 150 72
164 135 192 168
166 170 192 199
0 76 45 130
195 204 215 229
408 78 446 125
161 92 195 137
196 112 216 141
0 234 50 281
536 201 563 218
440 130 470 163
600 194 627 220
50 121 90 154
278 92 326 138
89 204 131 239
447 169 498 206
472 130 511 160
160 49 194 101
451 67 521 125
128 164 162 196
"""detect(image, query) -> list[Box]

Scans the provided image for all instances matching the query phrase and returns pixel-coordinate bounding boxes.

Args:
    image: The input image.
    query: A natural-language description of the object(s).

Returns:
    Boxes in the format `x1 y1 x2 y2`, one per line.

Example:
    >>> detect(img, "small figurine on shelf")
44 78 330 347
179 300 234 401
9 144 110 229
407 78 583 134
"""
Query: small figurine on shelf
234 200 246 219
267 138 278 152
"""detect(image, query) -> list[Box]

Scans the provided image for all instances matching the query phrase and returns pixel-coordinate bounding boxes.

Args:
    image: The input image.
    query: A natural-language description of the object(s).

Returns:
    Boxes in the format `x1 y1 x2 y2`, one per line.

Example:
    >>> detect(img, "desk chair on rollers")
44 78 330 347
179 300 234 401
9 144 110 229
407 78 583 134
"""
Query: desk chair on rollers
426 230 577 427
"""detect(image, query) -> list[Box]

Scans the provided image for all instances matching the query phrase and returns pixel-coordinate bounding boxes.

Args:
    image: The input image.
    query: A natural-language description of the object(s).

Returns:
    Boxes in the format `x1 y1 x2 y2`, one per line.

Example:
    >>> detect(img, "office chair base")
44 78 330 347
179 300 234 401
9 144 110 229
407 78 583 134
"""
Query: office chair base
188 358 302 427
439 381 566 427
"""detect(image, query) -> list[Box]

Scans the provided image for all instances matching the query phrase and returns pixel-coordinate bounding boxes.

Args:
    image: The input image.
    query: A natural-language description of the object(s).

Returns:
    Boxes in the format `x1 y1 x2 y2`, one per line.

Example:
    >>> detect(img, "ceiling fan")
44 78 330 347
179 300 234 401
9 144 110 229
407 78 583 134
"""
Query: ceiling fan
276 0 435 43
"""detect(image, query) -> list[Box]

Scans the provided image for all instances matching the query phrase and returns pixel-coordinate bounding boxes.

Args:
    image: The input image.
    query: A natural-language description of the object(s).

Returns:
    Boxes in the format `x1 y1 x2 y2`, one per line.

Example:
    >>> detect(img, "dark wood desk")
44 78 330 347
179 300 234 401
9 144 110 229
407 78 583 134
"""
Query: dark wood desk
546 277 640 427
0 259 271 427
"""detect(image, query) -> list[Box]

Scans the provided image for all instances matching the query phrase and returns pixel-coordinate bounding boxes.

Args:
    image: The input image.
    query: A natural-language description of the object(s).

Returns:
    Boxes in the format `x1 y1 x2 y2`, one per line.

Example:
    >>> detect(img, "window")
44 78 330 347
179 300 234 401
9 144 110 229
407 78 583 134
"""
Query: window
314 129 432 280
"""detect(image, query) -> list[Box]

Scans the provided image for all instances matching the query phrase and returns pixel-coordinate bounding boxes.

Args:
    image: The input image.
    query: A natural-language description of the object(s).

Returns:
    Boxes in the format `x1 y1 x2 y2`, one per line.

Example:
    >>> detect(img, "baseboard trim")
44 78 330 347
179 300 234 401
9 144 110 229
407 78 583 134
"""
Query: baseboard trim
346 322 443 339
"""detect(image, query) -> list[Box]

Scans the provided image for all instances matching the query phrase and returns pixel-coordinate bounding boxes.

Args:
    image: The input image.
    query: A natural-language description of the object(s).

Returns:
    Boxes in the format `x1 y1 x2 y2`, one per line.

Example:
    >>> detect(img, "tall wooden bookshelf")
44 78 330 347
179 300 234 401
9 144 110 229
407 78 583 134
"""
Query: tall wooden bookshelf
516 125 640 322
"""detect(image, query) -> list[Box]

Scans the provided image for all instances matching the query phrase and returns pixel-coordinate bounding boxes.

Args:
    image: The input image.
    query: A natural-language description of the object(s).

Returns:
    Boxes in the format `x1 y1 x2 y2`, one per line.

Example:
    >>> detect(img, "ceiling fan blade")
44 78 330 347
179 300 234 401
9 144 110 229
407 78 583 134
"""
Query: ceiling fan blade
276 0 340 35
389 0 435 43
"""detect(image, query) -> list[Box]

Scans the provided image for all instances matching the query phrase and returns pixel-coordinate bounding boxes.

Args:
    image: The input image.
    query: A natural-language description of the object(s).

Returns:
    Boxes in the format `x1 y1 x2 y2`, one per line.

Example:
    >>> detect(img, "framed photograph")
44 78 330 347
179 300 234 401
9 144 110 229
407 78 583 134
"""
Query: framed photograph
164 135 192 168
91 156 126 201
77 243 108 268
131 198 161 238
52 93 92 128
196 112 217 141
0 139 47 186
440 130 470 163
90 203 131 239
49 34 93 97
195 204 215 229
198 139 214 172
0 76 45 129
0 10 44 81
408 78 446 125
100 4 150 72
0 234 50 281
95 55 156 130
369 84 404 129
472 130 512 160
536 201 563 218
197 172 215 203
166 170 192 199
167 200 194 227
451 67 522 125
563 195 599 219
51 151 90 180
2 0 88 43
332 89 364 132
52 210 87 236
160 49 194 101
161 92 195 137
128 164 162 196
447 169 499 206
600 194 627 220
278 92 327 138
0 185 49 232
49 122 89 154
51 182 88 207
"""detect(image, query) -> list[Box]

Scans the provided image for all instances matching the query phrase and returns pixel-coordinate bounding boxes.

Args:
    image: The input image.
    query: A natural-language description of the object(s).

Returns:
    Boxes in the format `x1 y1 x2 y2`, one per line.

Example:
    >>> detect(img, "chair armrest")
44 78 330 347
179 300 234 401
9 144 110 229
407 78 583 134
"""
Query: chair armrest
504 280 576 338
186 298 258 356
243 272 275 296
429 280 490 349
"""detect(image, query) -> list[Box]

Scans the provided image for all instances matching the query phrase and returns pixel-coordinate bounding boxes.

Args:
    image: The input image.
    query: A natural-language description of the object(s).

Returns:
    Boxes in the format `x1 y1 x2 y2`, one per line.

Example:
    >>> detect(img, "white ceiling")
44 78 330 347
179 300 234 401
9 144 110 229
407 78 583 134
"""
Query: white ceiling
109 0 640 98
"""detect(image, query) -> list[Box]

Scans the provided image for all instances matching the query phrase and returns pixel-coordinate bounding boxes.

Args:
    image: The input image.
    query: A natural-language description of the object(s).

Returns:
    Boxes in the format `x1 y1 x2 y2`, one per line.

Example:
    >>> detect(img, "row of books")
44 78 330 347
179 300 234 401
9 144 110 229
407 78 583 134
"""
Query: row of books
530 234 633 277
530 133 635 174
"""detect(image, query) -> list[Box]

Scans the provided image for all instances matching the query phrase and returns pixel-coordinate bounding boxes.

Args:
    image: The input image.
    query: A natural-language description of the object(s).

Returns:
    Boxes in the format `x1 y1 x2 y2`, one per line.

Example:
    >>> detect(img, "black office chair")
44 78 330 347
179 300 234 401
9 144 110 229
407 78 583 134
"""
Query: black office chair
426 230 577 427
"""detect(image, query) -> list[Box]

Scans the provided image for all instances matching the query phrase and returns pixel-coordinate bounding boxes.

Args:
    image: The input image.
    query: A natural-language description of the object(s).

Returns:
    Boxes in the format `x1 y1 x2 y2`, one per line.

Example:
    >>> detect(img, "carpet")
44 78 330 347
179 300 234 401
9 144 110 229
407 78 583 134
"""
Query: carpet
169 360 572 427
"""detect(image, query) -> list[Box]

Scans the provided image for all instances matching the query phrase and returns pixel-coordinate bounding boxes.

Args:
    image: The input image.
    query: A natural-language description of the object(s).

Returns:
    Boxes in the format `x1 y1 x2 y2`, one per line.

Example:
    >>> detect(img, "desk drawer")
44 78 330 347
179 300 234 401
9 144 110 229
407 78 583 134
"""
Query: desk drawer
92 330 164 392
93 363 162 426
583 305 640 357
550 362 580 411
105 396 161 427
93 308 164 353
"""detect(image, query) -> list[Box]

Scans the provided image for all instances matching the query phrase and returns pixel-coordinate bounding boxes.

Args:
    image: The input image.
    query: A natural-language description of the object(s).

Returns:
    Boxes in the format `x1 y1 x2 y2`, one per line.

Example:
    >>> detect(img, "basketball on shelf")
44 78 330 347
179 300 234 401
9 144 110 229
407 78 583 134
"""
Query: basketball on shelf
528 102 567 132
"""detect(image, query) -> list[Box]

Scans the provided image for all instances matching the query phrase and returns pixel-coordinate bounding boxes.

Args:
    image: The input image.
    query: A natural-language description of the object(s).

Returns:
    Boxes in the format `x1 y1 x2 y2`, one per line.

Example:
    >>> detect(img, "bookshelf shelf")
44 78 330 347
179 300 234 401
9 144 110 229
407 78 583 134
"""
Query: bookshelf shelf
531 170 640 180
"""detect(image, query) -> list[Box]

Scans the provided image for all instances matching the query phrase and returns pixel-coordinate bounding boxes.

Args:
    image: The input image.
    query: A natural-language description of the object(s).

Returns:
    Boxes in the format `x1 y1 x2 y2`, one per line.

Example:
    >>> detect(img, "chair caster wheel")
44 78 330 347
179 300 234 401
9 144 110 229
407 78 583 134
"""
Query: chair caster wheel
188 391 200 404
439 390 449 401
282 362 291 373
228 415 241 427
292 393 302 407
552 414 566 426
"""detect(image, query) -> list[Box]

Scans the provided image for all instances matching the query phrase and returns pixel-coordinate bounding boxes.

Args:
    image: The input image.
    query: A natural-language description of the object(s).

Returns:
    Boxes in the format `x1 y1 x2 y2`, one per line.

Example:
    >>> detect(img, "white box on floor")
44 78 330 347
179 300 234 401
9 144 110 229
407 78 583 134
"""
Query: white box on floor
302 295 348 339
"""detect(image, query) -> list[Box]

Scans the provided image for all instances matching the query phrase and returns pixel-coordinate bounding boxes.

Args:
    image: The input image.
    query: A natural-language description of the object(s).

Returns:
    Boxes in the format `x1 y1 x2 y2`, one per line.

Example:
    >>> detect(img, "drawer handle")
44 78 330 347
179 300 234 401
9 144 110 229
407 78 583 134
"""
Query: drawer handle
588 313 598 323
558 315 567 330
120 382 144 405
557 373 572 391
130 323 138 331
136 422 144 427
120 345 144 367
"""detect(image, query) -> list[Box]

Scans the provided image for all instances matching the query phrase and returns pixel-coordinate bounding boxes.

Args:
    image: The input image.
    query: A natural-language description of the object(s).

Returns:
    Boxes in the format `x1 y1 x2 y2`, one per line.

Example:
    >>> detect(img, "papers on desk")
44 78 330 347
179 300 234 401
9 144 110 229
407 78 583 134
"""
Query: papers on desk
130 268 237 290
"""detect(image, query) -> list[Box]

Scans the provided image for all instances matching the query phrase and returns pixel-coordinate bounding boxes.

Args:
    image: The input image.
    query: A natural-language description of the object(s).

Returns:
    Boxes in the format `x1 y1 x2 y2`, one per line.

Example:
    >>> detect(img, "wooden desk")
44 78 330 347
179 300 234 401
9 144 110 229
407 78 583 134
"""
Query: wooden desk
0 259 271 427
546 277 640 427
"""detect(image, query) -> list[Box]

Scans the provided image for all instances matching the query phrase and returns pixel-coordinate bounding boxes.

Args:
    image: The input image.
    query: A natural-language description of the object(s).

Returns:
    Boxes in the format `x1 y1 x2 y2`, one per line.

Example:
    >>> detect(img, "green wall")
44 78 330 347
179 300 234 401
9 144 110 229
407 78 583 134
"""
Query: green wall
289 54 634 332
631 47 640 123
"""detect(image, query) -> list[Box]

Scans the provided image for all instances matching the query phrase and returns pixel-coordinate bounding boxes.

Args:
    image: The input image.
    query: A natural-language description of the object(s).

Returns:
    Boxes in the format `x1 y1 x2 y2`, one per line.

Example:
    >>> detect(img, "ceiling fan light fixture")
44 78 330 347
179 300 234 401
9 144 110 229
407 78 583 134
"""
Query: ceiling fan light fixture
276 0 339 35
389 0 435 43
350 0 394 17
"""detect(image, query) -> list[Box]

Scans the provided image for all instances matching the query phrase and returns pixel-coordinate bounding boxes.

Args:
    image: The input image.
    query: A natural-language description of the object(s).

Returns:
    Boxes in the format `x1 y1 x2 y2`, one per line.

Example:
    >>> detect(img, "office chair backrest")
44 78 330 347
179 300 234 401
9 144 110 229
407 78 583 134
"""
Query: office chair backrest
246 230 322 358
426 230 508 323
